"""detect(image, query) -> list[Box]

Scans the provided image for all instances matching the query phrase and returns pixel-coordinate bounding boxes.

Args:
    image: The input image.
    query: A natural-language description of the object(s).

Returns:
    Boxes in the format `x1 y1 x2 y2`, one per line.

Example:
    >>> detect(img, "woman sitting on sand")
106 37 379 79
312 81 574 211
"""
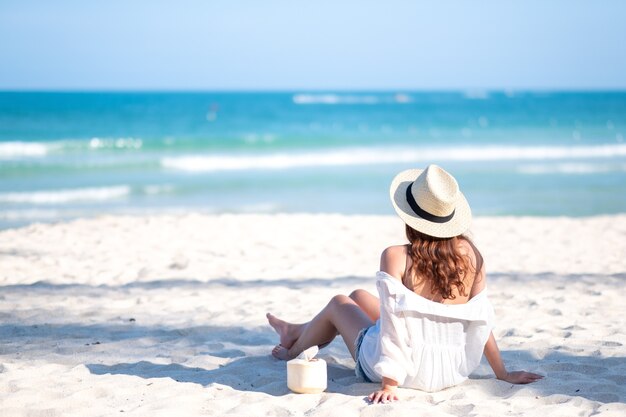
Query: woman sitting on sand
267 165 543 404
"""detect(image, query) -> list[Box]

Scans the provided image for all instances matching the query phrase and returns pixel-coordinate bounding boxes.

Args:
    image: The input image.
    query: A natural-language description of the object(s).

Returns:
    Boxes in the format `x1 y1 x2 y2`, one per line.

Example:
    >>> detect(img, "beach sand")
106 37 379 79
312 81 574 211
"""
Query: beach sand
0 213 625 416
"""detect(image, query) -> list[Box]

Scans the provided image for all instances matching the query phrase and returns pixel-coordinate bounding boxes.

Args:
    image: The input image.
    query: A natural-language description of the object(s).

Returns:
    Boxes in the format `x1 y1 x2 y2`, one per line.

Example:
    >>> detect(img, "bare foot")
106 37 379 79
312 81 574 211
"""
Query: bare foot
271 345 294 360
266 313 303 349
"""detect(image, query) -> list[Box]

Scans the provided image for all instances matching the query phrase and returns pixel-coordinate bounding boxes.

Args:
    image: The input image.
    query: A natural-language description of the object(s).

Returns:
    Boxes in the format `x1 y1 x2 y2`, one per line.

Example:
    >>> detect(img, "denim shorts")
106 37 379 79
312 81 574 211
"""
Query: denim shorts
354 326 374 383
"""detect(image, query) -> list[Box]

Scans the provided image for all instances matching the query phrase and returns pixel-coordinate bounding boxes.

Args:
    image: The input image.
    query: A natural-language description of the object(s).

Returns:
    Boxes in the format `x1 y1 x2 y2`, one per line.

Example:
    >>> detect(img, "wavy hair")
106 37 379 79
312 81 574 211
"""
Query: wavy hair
404 224 483 300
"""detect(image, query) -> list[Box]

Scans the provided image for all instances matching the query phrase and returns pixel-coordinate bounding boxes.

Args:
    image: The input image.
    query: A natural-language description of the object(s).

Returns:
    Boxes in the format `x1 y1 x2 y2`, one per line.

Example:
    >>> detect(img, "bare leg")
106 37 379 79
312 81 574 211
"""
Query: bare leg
266 314 305 349
266 288 378 349
267 294 374 361
349 289 380 322
266 314 336 351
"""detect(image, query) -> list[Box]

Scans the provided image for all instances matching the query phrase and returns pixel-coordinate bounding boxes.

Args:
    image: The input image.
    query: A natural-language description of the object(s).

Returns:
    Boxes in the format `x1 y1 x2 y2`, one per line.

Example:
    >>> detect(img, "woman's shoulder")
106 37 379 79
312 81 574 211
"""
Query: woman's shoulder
457 237 487 298
456 236 473 253
457 236 483 268
379 245 408 281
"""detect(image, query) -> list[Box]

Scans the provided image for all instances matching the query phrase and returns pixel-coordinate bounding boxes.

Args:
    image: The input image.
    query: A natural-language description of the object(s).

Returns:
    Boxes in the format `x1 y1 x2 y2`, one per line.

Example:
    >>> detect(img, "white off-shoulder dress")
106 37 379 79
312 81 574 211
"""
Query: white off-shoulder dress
357 271 495 392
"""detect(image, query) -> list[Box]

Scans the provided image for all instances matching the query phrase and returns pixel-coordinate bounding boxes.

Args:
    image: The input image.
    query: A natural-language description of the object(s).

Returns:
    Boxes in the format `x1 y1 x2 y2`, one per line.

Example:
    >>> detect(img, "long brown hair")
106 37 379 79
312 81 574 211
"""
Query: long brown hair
404 224 483 300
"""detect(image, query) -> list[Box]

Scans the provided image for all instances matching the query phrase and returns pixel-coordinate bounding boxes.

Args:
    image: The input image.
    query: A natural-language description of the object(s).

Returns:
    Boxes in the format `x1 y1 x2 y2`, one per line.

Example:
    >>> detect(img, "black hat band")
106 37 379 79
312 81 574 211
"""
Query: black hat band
406 182 455 224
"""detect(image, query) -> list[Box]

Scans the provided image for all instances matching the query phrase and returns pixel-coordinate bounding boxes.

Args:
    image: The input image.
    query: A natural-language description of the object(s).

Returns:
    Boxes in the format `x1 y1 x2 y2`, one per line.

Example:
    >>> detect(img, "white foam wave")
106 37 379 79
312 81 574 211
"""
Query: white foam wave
0 209 62 220
293 94 380 105
88 137 142 150
0 137 143 159
161 144 626 173
518 163 626 175
0 186 131 205
142 185 174 195
0 142 49 159
440 144 626 160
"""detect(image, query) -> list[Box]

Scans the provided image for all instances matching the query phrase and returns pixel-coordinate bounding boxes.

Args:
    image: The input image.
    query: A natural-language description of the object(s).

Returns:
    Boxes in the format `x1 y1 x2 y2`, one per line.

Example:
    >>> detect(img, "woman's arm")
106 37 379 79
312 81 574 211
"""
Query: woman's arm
472 253 542 384
368 377 399 404
483 331 509 379
484 331 544 384
367 248 408 404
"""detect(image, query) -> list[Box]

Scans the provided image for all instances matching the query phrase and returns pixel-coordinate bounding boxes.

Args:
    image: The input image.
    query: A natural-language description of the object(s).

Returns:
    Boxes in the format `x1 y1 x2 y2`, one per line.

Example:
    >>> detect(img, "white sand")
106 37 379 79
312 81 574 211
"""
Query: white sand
0 213 625 416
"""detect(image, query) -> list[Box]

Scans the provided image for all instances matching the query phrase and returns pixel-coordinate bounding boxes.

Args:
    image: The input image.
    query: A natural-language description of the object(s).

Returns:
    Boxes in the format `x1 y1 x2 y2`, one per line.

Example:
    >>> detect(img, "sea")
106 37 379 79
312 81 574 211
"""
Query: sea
1 91 625 229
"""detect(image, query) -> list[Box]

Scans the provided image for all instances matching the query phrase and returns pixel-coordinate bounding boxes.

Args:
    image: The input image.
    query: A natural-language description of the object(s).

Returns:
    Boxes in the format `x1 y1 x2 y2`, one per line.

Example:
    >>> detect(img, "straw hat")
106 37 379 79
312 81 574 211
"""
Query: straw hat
389 165 471 238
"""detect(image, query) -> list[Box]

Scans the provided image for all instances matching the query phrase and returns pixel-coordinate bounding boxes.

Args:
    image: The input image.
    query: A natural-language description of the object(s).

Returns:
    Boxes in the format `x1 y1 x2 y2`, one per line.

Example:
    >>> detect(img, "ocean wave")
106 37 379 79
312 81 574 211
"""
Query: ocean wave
517 163 626 175
88 137 143 150
0 142 49 159
0 186 131 204
142 185 175 195
292 93 414 105
0 138 143 160
292 94 381 105
455 144 626 160
162 148 395 172
161 144 626 172
0 209 63 220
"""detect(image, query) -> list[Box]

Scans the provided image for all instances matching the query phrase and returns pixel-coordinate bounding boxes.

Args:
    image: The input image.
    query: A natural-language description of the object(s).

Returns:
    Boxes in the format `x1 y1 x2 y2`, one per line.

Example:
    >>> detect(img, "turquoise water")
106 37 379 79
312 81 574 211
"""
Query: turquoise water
1 91 625 229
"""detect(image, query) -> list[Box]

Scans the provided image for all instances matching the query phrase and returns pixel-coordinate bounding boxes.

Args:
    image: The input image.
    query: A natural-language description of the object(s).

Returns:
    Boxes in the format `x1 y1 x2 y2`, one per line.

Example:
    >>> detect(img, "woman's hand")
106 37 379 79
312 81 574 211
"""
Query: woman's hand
368 387 399 404
499 370 544 384
484 333 544 385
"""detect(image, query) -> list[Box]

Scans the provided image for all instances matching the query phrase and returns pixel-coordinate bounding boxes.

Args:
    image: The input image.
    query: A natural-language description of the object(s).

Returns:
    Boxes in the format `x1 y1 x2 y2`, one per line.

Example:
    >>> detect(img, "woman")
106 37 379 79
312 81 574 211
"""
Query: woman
267 165 543 404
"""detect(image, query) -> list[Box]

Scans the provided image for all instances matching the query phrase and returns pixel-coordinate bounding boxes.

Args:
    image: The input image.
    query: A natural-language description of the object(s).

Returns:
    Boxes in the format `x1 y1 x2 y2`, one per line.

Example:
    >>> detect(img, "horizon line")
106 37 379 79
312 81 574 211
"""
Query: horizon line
2 88 626 94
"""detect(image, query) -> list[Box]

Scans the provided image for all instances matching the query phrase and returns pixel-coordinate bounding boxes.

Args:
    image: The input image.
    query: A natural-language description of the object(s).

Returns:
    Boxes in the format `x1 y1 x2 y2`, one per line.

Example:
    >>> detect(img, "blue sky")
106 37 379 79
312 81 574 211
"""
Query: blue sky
1 0 625 90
